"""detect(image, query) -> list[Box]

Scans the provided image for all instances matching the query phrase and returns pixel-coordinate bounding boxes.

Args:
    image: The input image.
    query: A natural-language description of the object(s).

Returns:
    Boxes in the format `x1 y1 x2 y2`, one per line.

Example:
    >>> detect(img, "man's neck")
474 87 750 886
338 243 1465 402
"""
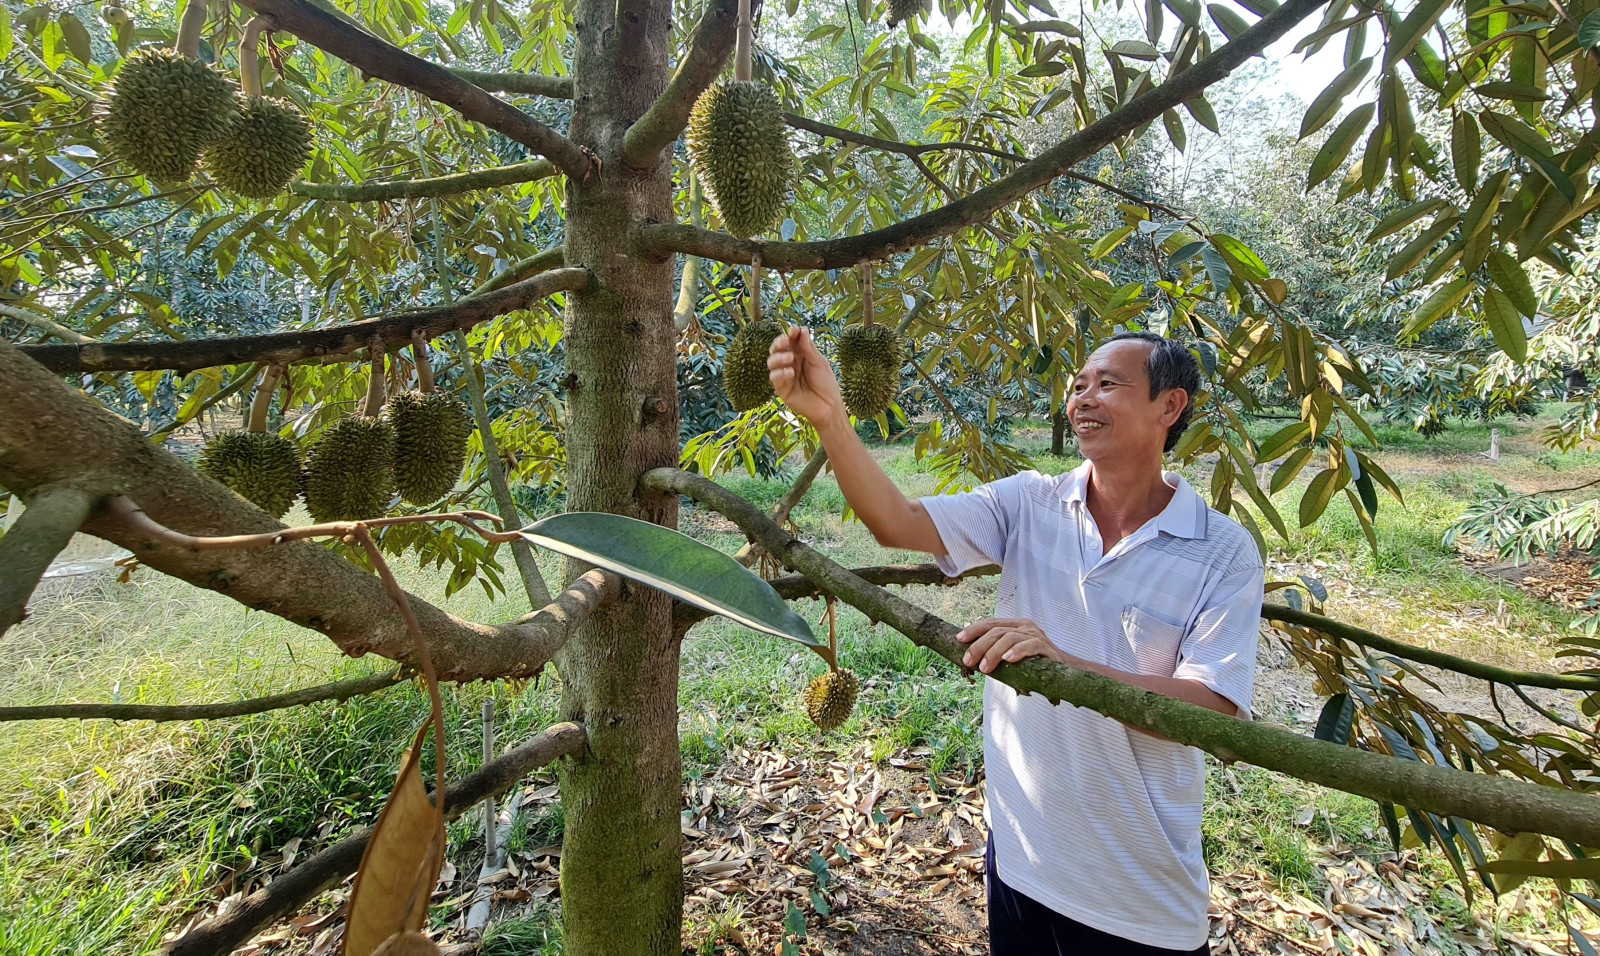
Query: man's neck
1084 456 1174 551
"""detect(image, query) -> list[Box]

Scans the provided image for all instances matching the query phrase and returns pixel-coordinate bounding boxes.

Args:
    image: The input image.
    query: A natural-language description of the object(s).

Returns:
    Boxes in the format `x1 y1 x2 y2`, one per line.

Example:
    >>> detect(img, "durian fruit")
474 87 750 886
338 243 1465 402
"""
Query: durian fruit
387 390 473 505
838 324 905 420
99 49 239 183
723 319 784 412
804 668 860 732
685 81 794 239
203 95 313 199
303 416 397 522
886 0 926 27
198 431 302 519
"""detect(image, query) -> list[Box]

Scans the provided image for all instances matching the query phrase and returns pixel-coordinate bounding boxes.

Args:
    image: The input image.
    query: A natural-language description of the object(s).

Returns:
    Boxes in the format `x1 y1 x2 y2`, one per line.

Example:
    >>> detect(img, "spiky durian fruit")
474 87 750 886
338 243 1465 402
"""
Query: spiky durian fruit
203 95 313 199
685 81 794 239
303 416 396 522
886 0 925 27
387 390 473 505
723 319 784 412
198 431 301 519
100 49 239 183
838 325 905 420
804 669 860 732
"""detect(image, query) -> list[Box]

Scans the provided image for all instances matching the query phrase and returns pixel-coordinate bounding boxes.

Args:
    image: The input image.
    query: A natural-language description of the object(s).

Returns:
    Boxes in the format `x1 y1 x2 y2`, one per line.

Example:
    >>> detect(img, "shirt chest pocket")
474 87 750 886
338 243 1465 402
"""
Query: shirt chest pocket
1121 605 1186 677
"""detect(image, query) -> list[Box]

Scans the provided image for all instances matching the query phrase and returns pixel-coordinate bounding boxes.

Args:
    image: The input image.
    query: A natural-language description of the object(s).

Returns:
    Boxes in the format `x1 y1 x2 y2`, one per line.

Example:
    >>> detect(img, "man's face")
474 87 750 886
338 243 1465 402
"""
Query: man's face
1065 339 1185 461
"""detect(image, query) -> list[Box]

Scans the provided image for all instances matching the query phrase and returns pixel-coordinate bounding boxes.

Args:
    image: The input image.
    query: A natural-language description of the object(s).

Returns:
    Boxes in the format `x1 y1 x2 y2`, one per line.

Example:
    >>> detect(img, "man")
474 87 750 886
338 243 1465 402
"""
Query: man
767 328 1263 954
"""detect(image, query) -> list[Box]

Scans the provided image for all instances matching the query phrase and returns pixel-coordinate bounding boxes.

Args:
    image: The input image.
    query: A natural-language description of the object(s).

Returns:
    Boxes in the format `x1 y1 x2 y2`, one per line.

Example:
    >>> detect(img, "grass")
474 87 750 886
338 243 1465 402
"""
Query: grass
4 409 1598 953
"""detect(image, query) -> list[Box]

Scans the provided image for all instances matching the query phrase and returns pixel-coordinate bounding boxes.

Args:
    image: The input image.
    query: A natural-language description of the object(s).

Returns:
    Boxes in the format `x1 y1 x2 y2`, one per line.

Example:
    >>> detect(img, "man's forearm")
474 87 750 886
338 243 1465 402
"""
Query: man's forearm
814 410 944 554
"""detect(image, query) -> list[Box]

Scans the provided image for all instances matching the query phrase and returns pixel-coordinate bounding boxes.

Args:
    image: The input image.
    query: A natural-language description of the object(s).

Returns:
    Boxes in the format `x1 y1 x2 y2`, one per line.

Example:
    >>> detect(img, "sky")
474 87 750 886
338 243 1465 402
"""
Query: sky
1265 15 1363 109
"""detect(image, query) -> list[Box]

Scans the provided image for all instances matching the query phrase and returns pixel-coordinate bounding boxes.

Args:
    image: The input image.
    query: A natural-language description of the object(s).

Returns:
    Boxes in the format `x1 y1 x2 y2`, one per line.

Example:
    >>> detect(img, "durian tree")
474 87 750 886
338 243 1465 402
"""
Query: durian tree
6 0 1600 952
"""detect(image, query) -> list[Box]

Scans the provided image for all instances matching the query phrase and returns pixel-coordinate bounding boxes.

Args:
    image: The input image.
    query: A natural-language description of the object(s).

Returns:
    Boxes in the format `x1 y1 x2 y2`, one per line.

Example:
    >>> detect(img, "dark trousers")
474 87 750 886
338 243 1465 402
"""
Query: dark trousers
985 836 1210 955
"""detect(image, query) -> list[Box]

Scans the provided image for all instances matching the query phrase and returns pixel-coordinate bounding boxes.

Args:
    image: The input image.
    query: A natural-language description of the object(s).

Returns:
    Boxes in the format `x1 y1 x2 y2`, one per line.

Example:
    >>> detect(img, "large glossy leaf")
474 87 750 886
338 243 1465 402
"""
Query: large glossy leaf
1487 250 1538 316
1401 275 1473 338
1366 198 1447 243
1482 286 1528 361
1314 693 1355 744
1298 467 1341 527
1452 112 1482 193
1300 58 1372 140
518 512 819 647
1307 103 1375 188
1479 111 1579 203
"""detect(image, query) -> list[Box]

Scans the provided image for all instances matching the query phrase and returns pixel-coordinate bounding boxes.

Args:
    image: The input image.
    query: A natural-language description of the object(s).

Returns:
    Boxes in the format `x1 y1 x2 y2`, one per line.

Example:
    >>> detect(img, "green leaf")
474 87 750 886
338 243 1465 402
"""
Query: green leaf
1582 10 1600 50
1366 199 1447 243
1474 81 1550 102
1169 240 1206 267
1385 216 1457 280
1314 693 1355 744
1482 286 1528 361
1384 0 1450 70
1163 109 1186 153
1201 247 1234 293
1487 250 1538 316
57 12 91 65
1452 112 1481 193
517 512 818 647
1479 111 1578 204
1354 469 1379 518
1210 234 1269 281
1090 224 1136 259
1460 168 1510 240
1262 277 1288 304
1299 468 1340 526
1110 39 1161 59
1401 276 1473 339
1018 61 1067 77
1207 3 1252 40
1183 96 1220 133
784 900 808 938
1299 58 1372 140
1307 103 1375 189
1257 421 1312 462
0 7 12 60
1272 446 1314 495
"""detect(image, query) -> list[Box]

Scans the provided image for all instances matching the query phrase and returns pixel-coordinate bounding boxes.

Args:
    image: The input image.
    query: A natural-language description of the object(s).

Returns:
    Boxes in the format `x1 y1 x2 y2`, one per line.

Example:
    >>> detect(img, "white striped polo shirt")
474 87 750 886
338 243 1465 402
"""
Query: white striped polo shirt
920 462 1263 950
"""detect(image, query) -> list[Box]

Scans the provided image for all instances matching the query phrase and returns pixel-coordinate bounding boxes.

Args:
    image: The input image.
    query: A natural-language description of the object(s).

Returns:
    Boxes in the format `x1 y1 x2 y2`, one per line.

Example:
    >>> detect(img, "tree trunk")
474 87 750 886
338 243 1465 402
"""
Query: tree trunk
554 1 684 952
1051 408 1067 456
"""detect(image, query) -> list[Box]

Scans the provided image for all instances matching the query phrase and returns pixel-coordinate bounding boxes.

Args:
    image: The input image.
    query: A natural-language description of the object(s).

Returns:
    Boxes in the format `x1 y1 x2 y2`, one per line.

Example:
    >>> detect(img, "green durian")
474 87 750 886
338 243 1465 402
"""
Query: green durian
886 0 925 27
197 431 301 519
723 319 784 412
100 48 239 183
303 416 396 522
838 324 905 420
685 81 794 239
387 390 473 505
803 668 860 732
203 95 313 199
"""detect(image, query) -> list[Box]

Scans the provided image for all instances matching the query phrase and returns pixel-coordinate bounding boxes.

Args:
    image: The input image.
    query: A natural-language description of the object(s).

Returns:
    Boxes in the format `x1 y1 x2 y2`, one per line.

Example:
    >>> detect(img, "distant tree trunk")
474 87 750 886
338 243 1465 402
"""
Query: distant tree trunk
1051 408 1067 456
553 0 684 952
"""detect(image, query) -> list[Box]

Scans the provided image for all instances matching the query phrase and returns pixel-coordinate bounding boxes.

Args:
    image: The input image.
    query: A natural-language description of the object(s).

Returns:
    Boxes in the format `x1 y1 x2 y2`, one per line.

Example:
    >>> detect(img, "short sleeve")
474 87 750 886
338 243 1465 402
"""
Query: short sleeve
918 472 1034 577
1171 551 1264 720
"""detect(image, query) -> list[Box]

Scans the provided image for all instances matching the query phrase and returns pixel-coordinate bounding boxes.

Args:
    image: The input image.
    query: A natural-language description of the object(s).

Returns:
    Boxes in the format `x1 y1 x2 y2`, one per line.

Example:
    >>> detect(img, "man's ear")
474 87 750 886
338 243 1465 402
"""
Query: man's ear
1159 388 1189 429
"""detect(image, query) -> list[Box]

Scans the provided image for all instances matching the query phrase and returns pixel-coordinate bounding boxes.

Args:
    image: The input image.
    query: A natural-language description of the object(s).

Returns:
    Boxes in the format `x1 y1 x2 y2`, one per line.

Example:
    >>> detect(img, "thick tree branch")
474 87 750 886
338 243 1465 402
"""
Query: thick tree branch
0 339 607 682
290 159 556 201
447 68 573 99
471 245 567 295
0 670 404 723
635 0 1324 269
620 0 740 167
16 267 590 374
0 303 96 344
644 468 1600 847
229 0 595 181
161 721 587 956
0 483 96 636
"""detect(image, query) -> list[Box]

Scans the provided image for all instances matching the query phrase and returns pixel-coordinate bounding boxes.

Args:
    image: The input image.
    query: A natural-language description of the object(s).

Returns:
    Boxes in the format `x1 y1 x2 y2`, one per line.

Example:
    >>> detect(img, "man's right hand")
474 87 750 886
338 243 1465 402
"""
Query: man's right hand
768 326 846 428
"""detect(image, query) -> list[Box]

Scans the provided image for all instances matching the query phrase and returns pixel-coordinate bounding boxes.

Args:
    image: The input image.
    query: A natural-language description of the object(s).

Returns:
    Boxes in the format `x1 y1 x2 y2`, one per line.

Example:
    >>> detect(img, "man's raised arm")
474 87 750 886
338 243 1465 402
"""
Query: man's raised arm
767 326 946 555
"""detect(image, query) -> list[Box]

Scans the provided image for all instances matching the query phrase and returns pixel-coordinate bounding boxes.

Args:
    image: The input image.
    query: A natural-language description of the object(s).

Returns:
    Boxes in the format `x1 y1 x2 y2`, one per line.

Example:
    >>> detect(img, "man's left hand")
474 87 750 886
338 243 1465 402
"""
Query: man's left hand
957 618 1066 673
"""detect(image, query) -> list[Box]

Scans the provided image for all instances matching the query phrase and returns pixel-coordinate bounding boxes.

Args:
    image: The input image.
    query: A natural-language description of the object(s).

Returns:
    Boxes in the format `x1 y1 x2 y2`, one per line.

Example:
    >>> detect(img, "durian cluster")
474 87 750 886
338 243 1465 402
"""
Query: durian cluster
804 668 860 732
685 81 794 239
100 49 311 197
838 325 905 420
388 391 474 505
722 319 785 412
886 0 926 27
303 416 397 522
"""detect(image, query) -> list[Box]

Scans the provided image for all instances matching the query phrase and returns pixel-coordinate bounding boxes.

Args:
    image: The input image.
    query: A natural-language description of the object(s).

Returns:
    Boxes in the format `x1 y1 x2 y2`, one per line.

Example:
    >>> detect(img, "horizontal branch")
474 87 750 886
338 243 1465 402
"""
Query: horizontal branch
620 0 740 167
16 267 589 374
471 245 566 295
635 0 1323 269
0 670 404 723
644 468 1600 847
0 339 608 682
290 158 556 201
161 721 587 956
230 0 595 181
448 67 573 99
0 302 95 344
0 483 96 636
733 447 830 567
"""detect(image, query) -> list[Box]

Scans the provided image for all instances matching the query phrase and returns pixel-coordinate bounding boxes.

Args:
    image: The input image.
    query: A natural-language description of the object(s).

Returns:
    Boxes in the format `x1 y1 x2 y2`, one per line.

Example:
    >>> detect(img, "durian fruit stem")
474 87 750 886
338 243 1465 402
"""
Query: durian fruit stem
246 365 285 434
673 175 704 332
860 262 874 329
747 249 762 326
735 0 753 82
411 329 437 394
825 596 839 672
175 0 208 59
363 337 387 417
239 16 270 98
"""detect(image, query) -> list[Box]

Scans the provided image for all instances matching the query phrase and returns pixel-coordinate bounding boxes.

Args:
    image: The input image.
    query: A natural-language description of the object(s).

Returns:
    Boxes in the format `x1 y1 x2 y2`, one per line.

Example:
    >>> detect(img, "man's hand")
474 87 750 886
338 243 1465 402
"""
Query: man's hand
957 617 1065 673
768 326 846 427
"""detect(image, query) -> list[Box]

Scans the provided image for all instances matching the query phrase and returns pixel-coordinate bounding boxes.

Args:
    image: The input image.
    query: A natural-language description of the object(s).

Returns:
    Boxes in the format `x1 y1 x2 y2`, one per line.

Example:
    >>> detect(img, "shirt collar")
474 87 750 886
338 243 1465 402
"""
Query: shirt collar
1057 461 1207 540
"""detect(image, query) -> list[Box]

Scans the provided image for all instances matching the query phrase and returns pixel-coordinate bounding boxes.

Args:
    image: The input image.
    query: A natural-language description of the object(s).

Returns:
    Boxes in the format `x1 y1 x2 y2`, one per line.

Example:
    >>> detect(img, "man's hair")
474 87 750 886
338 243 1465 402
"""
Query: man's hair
1105 331 1200 454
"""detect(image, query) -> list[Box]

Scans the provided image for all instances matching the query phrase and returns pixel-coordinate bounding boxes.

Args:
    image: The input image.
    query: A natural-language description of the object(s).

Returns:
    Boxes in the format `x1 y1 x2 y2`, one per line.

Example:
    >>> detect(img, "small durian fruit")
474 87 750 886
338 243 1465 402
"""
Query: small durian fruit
723 319 785 412
204 95 313 199
198 431 301 519
838 324 905 420
387 390 473 505
303 416 397 522
685 81 794 239
99 48 239 183
804 668 860 732
886 0 926 27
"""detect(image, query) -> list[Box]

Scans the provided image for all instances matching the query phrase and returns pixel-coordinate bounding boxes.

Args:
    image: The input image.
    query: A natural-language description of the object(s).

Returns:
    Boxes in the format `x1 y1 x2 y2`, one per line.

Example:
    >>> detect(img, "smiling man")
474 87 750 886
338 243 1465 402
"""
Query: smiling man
768 328 1264 954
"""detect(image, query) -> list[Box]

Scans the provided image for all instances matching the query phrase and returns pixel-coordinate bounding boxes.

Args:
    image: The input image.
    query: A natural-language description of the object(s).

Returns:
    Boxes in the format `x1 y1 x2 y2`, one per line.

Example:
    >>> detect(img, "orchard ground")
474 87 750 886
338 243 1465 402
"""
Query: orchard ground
4 408 1599 955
